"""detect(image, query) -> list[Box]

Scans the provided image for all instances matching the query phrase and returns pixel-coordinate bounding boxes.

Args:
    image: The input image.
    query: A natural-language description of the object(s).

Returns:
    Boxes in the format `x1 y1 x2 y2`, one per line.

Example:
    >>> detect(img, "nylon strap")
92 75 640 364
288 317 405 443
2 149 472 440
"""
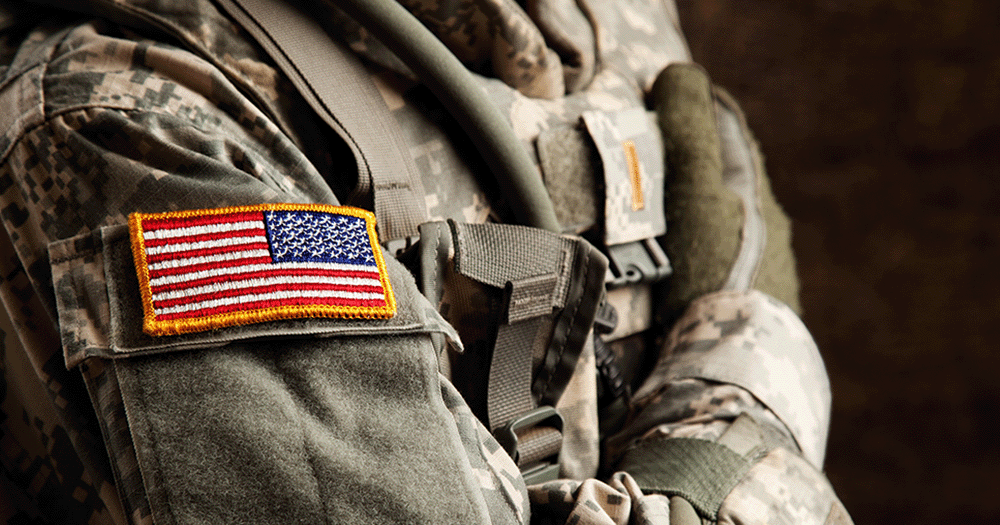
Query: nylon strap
215 0 427 242
514 426 563 467
618 414 773 521
419 221 605 473
451 222 568 430
487 317 543 432
618 438 752 521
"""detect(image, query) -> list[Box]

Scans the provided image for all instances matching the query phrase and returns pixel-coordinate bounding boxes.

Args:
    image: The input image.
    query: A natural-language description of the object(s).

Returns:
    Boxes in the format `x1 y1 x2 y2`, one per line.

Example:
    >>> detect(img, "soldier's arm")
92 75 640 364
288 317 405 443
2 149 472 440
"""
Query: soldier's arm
603 64 852 525
525 60 852 525
0 16 529 524
603 290 852 525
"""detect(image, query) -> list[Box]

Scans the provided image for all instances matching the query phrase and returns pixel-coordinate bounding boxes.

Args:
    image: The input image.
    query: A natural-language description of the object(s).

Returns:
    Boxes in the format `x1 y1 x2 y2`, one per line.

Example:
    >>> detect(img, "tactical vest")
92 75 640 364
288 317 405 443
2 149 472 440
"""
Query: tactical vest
211 0 691 483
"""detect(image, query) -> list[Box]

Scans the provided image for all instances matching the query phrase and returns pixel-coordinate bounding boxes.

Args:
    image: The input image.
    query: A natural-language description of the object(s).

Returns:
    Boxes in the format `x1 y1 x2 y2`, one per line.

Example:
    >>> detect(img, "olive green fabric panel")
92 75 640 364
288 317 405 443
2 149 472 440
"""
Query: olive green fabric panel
653 63 743 320
616 437 752 521
115 330 491 525
536 124 600 234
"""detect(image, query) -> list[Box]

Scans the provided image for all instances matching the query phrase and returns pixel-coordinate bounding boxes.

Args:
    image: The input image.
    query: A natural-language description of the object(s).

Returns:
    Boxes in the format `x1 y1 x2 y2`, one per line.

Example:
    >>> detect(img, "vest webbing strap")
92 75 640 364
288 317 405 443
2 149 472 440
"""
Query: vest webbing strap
216 0 427 242
487 317 543 433
617 437 753 521
450 222 568 429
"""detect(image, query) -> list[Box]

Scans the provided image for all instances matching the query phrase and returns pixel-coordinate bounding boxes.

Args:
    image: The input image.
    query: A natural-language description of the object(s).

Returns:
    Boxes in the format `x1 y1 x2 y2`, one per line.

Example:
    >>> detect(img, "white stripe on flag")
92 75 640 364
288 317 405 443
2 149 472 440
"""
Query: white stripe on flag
146 249 272 272
144 235 265 255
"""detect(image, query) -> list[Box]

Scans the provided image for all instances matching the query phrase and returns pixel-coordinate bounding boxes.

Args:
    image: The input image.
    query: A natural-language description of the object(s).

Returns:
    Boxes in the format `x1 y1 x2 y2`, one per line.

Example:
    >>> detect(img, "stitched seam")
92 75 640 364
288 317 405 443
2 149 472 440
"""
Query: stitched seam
116 362 178 525
432 223 443 304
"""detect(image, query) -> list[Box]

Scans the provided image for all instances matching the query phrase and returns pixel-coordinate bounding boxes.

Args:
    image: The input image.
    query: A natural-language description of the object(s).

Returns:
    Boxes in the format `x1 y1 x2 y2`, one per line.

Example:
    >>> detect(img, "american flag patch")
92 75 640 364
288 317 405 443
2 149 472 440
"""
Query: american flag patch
128 204 396 336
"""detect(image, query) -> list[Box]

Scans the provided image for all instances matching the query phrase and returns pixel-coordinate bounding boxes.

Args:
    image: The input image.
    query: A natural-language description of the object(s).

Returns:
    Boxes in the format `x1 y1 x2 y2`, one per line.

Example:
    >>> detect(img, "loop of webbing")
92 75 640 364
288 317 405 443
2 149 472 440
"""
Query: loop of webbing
443 222 609 482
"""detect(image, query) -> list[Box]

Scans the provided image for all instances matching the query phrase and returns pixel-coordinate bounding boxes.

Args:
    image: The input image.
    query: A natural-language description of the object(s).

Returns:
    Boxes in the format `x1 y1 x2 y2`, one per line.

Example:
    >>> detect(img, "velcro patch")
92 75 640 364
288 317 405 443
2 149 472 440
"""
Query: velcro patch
129 204 396 336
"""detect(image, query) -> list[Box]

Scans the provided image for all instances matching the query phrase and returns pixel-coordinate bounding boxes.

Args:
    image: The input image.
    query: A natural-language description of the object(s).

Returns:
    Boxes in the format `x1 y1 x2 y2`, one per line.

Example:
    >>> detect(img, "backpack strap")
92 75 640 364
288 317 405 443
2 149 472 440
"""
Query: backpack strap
215 0 428 243
331 0 561 233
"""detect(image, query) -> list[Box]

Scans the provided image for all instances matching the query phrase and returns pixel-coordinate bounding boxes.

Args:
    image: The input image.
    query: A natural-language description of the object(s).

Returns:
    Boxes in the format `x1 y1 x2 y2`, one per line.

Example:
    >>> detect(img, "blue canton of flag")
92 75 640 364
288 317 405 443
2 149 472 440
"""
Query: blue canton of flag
265 211 377 265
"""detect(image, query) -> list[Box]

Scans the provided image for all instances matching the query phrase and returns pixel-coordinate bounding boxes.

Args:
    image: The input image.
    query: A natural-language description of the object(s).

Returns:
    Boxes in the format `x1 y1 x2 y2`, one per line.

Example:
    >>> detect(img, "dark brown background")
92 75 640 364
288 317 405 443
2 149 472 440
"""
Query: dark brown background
675 1 1000 523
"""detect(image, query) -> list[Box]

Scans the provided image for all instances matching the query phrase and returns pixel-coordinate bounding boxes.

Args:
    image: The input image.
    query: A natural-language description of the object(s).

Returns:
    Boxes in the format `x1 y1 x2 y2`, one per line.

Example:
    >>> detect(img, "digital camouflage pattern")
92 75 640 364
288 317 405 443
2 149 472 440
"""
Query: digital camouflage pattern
0 0 851 523
630 290 832 469
580 108 666 246
718 447 850 525
0 226 120 524
328 0 689 234
528 472 673 525
554 338 599 480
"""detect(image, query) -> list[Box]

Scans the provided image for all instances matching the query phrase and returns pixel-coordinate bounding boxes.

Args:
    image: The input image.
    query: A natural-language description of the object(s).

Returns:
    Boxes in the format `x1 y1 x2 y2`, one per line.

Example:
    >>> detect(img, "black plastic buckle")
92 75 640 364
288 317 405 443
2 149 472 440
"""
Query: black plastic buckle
593 298 619 336
604 238 672 289
381 234 419 258
493 406 564 485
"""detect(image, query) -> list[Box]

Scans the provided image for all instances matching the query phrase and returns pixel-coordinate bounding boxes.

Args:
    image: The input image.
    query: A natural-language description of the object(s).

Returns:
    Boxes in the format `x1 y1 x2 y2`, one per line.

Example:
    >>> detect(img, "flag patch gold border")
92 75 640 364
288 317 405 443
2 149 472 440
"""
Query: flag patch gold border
128 203 396 336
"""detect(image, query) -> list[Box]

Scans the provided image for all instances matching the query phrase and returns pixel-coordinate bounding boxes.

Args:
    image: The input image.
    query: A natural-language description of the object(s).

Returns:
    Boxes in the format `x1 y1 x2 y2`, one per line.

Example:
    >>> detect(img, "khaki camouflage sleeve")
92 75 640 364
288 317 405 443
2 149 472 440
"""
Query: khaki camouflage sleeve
599 290 852 525
529 59 854 525
0 18 340 524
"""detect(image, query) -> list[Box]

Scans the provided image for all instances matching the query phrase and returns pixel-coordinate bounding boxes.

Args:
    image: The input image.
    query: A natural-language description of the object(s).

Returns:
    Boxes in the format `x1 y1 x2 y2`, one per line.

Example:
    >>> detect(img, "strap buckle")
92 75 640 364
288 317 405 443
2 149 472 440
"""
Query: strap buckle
381 234 419 258
493 406 564 485
604 238 672 289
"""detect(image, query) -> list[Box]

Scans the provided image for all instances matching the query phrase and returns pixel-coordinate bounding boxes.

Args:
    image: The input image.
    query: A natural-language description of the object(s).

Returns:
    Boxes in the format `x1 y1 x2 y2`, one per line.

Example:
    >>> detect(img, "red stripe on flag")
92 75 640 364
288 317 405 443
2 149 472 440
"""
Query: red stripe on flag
151 281 386 310
153 295 388 321
141 211 263 232
142 227 268 248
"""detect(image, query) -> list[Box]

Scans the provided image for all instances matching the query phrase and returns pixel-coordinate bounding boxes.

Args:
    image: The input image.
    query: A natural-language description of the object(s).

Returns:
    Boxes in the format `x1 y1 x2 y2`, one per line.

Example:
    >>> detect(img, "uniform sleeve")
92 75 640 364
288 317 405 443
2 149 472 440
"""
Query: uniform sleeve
527 291 851 525
1 19 529 525
0 18 339 524
602 290 852 525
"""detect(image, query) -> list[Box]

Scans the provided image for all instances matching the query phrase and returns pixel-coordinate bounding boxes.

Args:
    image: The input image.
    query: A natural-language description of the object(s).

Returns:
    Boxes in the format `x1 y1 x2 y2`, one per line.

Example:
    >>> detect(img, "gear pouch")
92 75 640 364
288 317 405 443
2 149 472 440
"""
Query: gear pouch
49 224 527 525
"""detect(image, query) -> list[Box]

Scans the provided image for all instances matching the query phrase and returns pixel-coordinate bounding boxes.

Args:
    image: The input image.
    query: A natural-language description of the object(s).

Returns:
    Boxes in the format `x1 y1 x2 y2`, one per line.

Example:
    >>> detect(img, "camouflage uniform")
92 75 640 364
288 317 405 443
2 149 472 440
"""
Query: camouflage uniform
0 0 852 524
